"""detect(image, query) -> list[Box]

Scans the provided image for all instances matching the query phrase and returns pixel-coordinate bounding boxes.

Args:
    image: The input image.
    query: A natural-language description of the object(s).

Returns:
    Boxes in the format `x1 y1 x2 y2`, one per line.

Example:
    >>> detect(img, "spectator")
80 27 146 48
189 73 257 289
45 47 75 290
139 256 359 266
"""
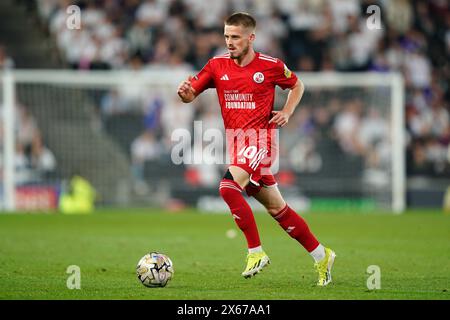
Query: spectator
126 20 154 59
100 89 129 116
383 0 413 35
16 106 39 150
0 45 14 69
334 99 363 155
131 130 163 162
160 95 194 149
403 50 432 89
131 130 163 194
27 133 56 181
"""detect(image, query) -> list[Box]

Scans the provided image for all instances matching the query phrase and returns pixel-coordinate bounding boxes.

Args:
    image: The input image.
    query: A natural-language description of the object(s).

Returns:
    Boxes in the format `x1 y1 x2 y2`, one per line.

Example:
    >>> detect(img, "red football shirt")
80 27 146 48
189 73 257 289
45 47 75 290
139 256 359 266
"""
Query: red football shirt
191 52 297 130
191 52 298 176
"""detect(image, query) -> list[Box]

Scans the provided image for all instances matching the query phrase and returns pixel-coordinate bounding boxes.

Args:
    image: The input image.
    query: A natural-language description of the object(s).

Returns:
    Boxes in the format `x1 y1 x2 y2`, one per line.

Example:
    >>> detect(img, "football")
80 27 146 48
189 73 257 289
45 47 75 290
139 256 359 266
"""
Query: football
136 252 174 287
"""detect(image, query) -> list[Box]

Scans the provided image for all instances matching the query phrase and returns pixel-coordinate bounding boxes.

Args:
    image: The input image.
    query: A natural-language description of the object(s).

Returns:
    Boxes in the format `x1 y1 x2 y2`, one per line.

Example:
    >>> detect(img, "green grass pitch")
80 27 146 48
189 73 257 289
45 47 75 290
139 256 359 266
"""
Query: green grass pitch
0 209 449 300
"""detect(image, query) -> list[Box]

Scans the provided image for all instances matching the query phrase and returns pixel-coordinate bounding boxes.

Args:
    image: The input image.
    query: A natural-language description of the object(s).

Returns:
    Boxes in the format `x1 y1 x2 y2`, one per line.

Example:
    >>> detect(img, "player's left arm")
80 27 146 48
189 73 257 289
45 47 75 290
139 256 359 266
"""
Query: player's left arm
269 79 304 127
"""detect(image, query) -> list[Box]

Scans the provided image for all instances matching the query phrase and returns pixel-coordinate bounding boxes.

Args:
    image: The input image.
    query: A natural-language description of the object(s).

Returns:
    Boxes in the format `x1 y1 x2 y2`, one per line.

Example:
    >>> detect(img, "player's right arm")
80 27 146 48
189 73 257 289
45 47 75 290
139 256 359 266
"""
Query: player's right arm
177 76 197 103
177 60 215 104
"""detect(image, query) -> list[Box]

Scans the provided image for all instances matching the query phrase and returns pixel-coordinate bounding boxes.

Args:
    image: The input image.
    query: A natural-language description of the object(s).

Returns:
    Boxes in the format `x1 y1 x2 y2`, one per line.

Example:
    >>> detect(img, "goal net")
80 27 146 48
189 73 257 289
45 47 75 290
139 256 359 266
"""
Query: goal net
1 70 404 213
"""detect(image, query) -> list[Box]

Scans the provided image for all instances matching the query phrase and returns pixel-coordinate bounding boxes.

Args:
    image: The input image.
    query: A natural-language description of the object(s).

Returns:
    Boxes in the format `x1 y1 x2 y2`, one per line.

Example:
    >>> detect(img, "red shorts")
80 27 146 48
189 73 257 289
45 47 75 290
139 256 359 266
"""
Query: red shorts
229 145 278 197
244 169 277 197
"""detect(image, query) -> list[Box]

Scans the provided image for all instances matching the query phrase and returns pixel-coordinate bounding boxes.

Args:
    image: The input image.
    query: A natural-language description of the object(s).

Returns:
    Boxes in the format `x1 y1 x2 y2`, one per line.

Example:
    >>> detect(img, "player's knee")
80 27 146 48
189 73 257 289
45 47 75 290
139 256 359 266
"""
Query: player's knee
267 205 286 216
266 199 288 216
219 170 241 200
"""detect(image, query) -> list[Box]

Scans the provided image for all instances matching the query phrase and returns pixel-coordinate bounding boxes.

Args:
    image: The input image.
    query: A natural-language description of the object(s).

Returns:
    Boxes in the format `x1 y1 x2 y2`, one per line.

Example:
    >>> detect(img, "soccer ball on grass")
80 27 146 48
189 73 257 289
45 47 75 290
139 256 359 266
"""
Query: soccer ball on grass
136 252 174 287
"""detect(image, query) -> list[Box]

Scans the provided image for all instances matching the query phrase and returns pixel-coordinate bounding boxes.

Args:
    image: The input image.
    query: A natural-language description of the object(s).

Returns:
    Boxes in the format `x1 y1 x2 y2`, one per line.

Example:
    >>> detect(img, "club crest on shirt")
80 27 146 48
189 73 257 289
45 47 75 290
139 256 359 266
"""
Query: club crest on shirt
283 64 292 78
253 72 264 83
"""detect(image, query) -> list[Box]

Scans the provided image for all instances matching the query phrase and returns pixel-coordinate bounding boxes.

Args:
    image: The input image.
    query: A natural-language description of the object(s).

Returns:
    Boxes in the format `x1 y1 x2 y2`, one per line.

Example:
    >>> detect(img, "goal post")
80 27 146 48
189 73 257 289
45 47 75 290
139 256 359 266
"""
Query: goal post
2 70 16 211
1 70 405 213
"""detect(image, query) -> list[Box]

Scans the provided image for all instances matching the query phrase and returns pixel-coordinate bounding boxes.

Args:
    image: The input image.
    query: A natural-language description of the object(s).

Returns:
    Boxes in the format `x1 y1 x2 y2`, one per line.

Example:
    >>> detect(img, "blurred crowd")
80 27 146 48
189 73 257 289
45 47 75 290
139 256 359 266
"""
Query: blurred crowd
1 47 57 186
0 104 57 186
12 106 57 185
7 0 450 186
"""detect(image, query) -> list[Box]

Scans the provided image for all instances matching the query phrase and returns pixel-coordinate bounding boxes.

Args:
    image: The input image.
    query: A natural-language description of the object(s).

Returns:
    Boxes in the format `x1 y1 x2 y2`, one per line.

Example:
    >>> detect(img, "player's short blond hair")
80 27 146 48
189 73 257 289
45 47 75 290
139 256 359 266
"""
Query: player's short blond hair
225 12 256 31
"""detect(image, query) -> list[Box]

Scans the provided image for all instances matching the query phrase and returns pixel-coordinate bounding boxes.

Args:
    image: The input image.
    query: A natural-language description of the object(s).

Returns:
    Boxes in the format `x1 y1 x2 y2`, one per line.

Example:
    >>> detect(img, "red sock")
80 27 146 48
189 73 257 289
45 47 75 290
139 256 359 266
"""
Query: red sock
273 205 319 252
219 179 261 249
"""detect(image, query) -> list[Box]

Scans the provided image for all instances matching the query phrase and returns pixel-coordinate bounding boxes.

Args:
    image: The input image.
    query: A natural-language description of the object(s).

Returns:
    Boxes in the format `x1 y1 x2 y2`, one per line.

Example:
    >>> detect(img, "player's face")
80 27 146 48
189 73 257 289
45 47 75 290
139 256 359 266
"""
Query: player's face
224 24 255 59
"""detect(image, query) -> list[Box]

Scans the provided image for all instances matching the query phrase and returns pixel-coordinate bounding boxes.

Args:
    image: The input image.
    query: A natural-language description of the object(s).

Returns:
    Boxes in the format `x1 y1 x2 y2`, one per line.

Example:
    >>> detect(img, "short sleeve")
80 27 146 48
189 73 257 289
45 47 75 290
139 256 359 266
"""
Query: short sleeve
191 60 215 94
273 60 298 90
